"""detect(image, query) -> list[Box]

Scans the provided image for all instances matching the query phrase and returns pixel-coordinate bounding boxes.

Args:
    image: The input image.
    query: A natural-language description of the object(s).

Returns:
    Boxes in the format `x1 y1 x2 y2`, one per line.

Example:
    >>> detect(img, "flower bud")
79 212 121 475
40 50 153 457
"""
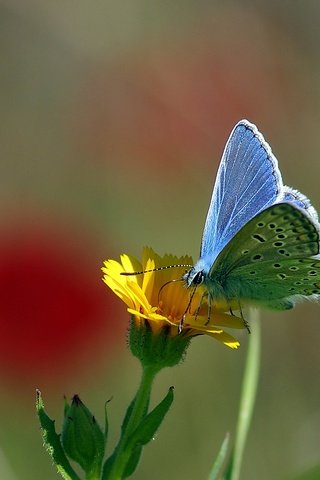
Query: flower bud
62 395 105 477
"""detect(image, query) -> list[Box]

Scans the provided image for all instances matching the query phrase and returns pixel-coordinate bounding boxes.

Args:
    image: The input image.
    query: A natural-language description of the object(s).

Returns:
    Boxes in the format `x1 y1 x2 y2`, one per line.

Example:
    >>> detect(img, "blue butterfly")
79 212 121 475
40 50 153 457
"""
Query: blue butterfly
184 120 320 316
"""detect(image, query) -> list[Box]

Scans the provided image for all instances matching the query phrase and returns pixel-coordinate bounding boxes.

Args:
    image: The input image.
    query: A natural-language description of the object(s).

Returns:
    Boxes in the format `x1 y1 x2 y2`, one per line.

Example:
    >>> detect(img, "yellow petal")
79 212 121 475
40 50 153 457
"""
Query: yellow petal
205 329 240 349
127 281 153 312
120 254 142 284
128 308 169 323
206 312 245 329
102 275 135 308
141 259 156 300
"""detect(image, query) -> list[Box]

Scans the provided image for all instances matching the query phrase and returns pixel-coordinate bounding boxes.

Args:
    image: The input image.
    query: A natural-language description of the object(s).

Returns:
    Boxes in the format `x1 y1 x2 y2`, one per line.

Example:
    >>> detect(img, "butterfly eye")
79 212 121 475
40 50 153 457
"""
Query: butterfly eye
192 271 204 285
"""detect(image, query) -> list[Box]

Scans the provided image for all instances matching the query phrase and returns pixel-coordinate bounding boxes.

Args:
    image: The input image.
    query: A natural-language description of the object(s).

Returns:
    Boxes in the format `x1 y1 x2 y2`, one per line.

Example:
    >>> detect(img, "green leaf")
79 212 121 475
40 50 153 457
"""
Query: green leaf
208 433 230 480
103 365 161 480
116 386 174 478
102 451 117 480
63 396 70 418
127 386 174 448
123 445 143 478
104 398 112 441
36 390 81 480
121 391 150 439
120 397 137 437
103 388 173 479
223 449 233 480
101 397 145 480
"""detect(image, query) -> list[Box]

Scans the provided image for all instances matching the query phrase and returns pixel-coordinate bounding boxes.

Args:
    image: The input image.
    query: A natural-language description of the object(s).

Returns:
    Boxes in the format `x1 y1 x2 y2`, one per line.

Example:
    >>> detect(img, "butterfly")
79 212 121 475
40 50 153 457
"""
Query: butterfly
183 120 320 318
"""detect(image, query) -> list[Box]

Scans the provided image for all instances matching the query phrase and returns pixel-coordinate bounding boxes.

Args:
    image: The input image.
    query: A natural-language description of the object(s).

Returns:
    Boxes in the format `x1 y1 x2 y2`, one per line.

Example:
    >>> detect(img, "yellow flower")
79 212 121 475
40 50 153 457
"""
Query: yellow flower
102 247 245 349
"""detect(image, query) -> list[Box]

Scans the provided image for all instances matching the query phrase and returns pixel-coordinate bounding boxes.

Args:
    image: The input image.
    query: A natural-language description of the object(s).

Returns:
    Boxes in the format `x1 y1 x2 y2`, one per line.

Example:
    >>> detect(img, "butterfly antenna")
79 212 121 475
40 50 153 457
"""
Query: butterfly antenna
120 263 193 276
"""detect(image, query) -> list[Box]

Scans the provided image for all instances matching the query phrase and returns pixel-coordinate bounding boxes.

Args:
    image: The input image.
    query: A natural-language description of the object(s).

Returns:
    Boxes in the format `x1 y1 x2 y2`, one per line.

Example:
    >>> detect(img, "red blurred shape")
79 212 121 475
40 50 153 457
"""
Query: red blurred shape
0 220 121 385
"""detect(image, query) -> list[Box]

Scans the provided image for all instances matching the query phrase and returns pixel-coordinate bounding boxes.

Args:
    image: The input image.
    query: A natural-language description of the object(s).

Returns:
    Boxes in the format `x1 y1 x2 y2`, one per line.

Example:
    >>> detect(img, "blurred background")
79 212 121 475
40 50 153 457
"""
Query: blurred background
1 1 320 479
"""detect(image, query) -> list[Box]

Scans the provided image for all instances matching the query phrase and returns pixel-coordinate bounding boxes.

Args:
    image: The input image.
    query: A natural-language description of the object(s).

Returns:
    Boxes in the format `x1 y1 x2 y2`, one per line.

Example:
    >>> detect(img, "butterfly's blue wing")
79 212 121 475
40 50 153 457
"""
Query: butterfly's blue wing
282 186 319 221
185 119 320 317
199 120 284 272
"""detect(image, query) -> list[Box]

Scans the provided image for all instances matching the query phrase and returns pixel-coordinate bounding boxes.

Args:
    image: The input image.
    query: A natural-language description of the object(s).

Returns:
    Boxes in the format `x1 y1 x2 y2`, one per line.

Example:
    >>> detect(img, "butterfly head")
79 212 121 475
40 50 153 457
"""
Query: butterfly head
183 266 206 288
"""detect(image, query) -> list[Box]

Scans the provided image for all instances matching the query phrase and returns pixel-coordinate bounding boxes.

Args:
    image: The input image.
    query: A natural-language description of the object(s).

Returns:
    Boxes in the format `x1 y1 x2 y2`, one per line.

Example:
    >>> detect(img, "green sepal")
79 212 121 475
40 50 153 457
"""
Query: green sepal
208 433 230 480
129 319 191 369
62 395 105 478
36 389 81 480
122 386 174 477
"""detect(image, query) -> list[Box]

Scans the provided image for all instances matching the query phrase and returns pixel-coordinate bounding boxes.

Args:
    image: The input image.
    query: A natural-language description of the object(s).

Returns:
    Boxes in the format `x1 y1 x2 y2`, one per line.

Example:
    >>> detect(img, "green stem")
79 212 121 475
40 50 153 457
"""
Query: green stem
106 364 159 480
230 309 261 480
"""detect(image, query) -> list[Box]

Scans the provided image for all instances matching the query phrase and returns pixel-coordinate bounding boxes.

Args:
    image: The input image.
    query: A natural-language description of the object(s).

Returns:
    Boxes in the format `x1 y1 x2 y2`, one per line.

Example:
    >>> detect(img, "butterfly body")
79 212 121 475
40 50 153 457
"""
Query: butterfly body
184 120 320 314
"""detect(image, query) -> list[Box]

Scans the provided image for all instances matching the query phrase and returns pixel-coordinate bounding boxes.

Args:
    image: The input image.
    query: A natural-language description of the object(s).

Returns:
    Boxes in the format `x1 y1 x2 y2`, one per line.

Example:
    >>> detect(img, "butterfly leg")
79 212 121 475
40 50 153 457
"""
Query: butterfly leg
194 291 207 322
179 288 210 333
178 315 186 334
178 284 199 333
230 305 250 333
239 303 251 334
205 293 212 325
